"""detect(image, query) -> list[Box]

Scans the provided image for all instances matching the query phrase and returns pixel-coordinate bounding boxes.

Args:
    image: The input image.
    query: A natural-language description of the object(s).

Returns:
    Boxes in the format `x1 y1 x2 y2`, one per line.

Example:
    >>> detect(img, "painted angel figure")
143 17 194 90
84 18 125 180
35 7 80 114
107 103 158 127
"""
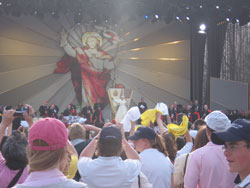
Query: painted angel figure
55 25 120 108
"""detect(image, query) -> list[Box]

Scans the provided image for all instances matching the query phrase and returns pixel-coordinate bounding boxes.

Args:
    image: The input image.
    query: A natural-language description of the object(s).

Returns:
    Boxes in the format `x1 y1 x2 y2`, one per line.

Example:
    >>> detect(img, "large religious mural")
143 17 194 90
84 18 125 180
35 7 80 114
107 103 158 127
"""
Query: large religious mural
54 24 121 108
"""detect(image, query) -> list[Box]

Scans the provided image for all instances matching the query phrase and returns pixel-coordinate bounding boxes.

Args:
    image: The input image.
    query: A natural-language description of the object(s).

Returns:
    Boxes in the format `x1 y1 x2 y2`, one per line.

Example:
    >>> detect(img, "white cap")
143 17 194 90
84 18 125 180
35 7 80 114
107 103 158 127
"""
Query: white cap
155 102 169 115
205 111 231 132
79 117 87 124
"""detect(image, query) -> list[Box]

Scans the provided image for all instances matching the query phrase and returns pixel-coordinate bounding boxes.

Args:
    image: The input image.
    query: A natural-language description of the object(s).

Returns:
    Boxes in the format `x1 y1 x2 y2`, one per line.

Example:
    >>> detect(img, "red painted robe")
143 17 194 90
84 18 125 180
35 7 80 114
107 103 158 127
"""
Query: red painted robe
54 48 110 106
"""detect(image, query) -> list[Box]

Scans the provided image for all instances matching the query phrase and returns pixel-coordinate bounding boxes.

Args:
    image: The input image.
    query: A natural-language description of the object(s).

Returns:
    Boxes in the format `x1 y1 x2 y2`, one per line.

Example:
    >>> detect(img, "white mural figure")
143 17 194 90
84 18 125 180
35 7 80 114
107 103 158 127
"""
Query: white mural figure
114 93 128 123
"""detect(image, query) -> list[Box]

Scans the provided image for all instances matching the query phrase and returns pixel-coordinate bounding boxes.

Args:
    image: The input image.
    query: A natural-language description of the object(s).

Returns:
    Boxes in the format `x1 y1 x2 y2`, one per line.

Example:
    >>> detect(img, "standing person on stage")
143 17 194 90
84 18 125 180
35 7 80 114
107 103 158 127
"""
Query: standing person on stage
92 103 104 128
200 104 211 119
184 111 237 188
191 100 201 122
211 119 250 188
39 101 48 117
47 104 59 119
81 103 93 125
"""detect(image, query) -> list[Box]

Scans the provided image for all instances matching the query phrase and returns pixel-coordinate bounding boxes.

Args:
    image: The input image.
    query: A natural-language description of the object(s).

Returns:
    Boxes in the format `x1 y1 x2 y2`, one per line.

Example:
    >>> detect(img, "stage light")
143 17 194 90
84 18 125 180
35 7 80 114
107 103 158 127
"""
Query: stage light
0 2 2 6
236 19 240 23
144 15 149 20
186 16 190 21
155 14 159 19
198 24 206 34
226 18 230 22
216 6 219 9
199 5 203 8
176 16 180 20
185 6 190 10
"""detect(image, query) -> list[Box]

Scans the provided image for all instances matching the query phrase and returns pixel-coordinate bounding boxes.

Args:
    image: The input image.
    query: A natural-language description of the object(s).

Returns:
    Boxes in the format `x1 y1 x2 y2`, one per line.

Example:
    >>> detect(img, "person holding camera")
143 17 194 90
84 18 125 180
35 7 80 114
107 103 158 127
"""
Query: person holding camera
78 123 141 188
0 108 31 188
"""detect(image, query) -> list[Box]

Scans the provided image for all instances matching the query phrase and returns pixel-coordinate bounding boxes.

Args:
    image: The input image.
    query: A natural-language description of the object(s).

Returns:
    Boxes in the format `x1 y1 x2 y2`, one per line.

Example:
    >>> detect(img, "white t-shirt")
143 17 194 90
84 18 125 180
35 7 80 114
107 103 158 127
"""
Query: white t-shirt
14 179 86 188
139 148 174 188
176 142 193 159
78 156 141 188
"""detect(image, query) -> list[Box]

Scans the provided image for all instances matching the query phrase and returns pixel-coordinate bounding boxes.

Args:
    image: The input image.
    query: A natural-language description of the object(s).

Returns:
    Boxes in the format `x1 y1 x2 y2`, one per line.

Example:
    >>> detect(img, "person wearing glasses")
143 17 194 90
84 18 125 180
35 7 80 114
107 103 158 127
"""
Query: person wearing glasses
184 111 237 188
211 119 250 188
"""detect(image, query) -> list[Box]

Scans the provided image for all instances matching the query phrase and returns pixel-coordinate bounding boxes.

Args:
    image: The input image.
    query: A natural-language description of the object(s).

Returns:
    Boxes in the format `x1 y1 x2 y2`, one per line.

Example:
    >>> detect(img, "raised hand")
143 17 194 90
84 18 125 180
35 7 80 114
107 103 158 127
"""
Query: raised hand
1 109 15 128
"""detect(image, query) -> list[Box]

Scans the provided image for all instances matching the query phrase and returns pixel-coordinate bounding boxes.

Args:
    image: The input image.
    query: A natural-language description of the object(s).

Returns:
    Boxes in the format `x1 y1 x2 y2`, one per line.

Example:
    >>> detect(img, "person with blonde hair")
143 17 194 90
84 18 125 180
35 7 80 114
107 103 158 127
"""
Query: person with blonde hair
14 118 87 188
68 123 100 181
128 127 174 188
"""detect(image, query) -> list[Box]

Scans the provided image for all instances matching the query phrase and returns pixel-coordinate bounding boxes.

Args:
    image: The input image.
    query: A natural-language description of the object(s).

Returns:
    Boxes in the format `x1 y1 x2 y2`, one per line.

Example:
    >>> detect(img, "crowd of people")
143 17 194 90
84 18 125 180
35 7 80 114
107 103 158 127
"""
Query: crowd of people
0 100 249 188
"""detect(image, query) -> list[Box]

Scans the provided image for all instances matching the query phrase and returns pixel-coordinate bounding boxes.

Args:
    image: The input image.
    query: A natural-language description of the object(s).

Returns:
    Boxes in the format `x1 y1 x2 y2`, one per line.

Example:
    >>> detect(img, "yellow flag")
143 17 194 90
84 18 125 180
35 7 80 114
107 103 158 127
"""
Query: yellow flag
141 109 162 126
167 115 189 140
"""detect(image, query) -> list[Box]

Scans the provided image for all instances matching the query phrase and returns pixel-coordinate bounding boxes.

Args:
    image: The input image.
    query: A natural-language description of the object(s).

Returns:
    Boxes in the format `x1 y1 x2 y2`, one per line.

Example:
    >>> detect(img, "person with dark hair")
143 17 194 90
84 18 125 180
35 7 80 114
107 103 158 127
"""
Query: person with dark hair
0 105 34 188
192 119 206 130
81 103 93 124
128 127 174 188
47 104 59 119
63 104 73 116
191 100 201 122
0 109 29 188
184 105 193 122
211 119 250 188
92 103 104 128
184 111 237 188
78 124 141 188
200 104 211 119
137 98 148 125
169 103 178 123
39 101 48 117
138 98 148 115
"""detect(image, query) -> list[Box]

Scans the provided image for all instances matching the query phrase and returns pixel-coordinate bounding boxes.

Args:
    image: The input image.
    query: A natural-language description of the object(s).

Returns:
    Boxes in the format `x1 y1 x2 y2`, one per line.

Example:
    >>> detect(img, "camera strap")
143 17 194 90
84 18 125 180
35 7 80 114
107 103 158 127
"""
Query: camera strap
7 167 24 188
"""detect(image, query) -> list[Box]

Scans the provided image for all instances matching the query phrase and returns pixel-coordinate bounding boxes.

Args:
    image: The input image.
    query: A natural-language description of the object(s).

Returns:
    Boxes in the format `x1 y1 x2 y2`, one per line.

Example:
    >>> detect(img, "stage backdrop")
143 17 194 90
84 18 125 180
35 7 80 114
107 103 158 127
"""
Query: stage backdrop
0 13 190 113
116 19 190 108
210 77 248 112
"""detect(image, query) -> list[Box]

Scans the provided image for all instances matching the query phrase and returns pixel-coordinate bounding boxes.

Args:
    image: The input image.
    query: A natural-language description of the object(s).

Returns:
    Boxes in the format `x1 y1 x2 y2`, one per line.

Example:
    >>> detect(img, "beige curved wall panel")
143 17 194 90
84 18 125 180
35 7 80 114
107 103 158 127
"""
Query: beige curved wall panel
0 56 59 72
23 73 71 111
0 63 57 94
117 64 190 100
0 73 66 106
115 72 189 107
0 16 59 48
0 37 63 56
120 40 190 60
118 59 189 80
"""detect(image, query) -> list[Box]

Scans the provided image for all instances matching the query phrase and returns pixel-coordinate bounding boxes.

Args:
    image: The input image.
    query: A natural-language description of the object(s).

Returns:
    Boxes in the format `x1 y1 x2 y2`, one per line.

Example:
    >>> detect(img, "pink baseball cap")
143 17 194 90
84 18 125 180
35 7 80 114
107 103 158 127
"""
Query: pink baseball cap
28 118 67 151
